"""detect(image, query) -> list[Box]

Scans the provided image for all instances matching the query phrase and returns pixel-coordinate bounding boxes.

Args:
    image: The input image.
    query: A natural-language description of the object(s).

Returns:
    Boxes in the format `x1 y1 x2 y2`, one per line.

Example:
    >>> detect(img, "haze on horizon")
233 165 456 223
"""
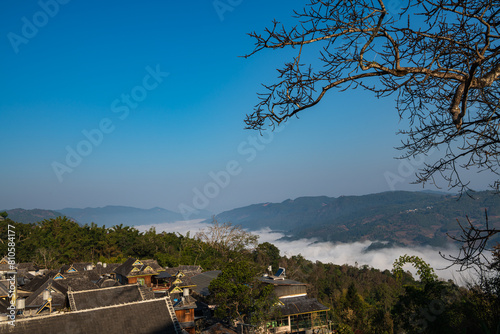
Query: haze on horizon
1 1 496 214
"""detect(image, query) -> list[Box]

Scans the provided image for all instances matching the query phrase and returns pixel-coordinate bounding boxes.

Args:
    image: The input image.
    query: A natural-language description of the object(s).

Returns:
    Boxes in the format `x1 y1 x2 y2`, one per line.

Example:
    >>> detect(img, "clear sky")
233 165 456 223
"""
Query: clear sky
0 0 495 215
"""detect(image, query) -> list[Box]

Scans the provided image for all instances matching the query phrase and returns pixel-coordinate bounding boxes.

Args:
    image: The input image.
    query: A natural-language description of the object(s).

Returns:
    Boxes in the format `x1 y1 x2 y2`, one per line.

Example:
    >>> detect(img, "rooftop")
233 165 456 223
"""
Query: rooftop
257 276 307 286
0 297 179 334
190 270 221 296
69 284 154 311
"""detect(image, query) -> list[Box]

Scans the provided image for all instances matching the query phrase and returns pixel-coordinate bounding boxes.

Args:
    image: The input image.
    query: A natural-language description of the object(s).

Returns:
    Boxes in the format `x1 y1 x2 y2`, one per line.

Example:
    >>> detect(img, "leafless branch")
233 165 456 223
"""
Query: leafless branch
244 0 500 192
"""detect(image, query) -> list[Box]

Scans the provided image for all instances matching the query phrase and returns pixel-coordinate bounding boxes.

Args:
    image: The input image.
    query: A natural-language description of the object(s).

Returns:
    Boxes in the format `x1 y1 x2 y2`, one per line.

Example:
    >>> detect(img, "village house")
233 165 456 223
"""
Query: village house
258 268 330 334
17 270 100 315
114 258 165 287
162 266 202 334
0 260 188 334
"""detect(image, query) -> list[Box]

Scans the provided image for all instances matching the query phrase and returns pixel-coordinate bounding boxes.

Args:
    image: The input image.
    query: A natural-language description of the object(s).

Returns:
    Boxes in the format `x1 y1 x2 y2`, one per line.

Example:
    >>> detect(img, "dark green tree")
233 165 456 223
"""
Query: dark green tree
208 260 278 325
253 242 281 270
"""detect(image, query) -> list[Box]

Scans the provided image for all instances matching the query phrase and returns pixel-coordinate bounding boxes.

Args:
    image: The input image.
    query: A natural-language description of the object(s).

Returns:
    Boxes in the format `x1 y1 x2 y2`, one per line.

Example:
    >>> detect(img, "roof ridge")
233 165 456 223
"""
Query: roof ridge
69 284 136 295
12 296 172 322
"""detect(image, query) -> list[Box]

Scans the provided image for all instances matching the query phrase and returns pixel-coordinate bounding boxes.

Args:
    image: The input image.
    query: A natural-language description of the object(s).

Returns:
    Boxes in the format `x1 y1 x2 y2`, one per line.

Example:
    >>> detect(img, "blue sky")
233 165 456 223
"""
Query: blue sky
0 0 495 215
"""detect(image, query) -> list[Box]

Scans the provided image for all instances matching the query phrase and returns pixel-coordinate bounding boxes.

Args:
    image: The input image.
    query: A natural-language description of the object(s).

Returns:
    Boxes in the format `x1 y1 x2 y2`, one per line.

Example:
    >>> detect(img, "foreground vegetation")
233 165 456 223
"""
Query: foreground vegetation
0 214 498 333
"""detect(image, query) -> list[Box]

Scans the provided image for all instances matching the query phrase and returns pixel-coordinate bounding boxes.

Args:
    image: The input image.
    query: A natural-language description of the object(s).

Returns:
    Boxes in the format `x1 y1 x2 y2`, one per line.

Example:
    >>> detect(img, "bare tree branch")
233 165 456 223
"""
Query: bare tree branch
244 0 500 192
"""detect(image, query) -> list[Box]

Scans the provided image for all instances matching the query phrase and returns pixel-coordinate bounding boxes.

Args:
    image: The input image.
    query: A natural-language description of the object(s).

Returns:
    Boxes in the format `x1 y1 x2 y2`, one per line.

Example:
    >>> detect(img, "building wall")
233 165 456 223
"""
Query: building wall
273 285 307 298
128 276 152 287
175 308 195 334
175 308 194 323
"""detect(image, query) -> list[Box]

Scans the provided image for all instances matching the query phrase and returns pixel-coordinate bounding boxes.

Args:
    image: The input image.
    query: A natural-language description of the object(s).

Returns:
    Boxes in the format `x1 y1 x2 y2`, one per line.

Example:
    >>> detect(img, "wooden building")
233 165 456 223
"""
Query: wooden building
114 258 165 287
166 269 199 334
258 269 330 334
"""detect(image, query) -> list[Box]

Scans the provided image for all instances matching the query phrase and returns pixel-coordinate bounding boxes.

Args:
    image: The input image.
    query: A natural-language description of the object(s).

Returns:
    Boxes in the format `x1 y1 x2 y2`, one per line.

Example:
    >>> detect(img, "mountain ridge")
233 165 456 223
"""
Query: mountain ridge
3 205 211 227
212 190 500 247
5 190 500 247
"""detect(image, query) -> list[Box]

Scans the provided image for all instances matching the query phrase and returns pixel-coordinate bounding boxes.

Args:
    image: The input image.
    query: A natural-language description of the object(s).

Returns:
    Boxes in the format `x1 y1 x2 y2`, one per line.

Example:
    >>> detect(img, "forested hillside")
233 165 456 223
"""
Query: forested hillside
214 191 500 247
0 214 498 333
3 208 66 224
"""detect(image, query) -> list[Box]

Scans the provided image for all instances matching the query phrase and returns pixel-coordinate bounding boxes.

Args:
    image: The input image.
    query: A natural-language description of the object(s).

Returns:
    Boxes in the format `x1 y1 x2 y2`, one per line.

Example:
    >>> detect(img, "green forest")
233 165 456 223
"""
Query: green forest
1 214 499 333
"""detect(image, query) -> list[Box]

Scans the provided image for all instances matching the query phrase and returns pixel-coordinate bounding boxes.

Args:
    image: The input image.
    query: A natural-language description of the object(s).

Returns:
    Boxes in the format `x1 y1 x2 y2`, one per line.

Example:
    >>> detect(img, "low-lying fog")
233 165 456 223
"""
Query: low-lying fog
135 220 474 284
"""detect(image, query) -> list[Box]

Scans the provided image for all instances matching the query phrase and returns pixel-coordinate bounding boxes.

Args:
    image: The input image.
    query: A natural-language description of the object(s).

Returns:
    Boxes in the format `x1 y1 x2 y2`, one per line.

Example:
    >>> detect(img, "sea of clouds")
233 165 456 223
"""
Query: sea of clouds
135 220 474 283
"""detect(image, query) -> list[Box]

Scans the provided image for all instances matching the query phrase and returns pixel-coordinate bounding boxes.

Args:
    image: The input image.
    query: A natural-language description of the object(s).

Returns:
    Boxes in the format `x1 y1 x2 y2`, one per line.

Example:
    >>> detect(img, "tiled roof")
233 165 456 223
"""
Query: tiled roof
19 271 58 293
17 263 40 271
172 276 196 288
60 263 94 273
190 270 221 296
164 265 202 278
0 297 179 334
16 269 35 280
95 277 121 288
24 271 99 308
94 263 121 275
69 284 153 311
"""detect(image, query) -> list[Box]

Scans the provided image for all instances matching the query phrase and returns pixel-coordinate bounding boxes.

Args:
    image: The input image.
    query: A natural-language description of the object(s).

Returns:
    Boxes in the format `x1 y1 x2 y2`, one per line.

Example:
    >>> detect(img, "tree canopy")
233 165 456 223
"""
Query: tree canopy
244 0 500 192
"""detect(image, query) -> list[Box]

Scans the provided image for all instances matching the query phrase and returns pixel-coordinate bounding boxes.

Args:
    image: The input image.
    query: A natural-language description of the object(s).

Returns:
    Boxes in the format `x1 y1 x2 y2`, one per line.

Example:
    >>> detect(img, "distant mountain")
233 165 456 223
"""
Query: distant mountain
3 206 211 227
213 191 500 247
4 208 66 224
58 206 211 227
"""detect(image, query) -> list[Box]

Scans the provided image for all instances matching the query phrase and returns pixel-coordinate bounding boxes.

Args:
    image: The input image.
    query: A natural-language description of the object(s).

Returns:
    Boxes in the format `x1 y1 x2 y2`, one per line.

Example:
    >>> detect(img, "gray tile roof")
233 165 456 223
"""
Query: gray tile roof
172 276 196 288
0 297 179 334
164 266 203 278
17 263 40 271
94 263 121 276
69 284 153 311
96 277 121 288
60 263 94 273
23 271 99 309
20 271 58 293
190 270 221 296
51 272 100 294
